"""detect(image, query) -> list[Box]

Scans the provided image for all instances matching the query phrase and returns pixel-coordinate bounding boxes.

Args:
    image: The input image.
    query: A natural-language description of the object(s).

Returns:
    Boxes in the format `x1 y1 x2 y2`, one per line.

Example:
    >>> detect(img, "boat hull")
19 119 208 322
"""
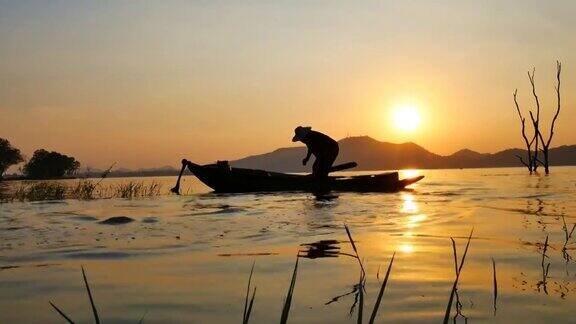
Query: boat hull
186 162 424 193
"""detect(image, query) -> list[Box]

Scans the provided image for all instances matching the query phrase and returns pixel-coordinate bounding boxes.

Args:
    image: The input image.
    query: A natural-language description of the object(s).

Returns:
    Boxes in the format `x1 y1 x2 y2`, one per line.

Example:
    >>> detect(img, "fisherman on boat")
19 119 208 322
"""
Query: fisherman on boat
292 126 339 178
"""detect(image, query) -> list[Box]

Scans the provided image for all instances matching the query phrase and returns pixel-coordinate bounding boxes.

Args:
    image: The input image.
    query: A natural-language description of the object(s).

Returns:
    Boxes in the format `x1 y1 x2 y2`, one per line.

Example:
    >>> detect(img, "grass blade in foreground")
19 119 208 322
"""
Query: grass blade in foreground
137 310 148 324
344 223 367 322
492 257 498 316
49 301 75 324
443 229 473 324
243 261 256 324
368 252 396 324
344 224 365 276
82 266 100 324
245 287 257 324
450 237 458 275
280 256 299 324
357 277 364 324
242 261 256 324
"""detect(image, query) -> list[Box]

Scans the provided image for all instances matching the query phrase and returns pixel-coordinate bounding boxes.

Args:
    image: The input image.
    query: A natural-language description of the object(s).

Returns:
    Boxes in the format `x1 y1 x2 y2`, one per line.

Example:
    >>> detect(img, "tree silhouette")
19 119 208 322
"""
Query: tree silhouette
513 61 562 174
0 138 24 179
23 149 80 179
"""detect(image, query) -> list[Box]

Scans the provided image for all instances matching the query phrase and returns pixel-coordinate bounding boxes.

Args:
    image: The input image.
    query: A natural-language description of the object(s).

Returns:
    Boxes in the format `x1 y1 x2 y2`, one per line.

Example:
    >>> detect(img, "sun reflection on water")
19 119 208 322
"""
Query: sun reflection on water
399 243 414 253
400 169 421 178
401 193 418 214
399 190 423 253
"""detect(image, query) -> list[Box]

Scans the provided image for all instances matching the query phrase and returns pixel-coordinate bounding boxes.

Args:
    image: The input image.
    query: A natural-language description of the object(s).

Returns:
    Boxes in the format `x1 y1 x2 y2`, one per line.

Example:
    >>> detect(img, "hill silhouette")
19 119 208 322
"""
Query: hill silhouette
58 136 576 179
231 136 576 172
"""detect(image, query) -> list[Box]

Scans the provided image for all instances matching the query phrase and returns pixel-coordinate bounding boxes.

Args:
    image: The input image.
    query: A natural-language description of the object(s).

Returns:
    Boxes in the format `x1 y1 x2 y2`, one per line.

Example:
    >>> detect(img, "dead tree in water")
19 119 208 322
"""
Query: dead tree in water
537 61 562 174
513 61 562 174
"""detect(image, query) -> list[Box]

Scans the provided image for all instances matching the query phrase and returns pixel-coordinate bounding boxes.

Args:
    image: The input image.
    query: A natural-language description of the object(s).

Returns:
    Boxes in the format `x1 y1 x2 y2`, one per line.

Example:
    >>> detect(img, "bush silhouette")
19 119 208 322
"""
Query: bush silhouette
23 149 80 179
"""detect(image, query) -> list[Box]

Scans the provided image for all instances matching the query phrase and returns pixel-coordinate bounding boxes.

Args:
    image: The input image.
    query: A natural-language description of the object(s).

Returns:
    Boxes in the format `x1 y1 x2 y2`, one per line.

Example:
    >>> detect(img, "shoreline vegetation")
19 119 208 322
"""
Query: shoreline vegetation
0 162 163 202
0 179 162 202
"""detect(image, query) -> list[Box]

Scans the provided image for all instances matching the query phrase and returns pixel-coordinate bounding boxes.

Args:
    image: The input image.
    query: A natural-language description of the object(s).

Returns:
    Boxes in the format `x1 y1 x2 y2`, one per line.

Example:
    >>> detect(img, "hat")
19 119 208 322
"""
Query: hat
292 126 312 142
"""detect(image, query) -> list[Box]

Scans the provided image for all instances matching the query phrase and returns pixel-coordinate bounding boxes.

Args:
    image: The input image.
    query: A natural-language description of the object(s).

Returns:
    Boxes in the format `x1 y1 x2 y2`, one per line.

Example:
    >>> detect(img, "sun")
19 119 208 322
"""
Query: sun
393 105 421 131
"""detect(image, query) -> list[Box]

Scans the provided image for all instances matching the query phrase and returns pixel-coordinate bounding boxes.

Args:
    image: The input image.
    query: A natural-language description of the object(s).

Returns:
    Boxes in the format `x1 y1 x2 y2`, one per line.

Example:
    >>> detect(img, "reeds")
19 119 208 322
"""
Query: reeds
82 266 101 324
492 257 498 316
2 179 163 202
243 261 257 324
443 229 473 324
13 182 66 201
344 224 396 324
50 266 100 323
113 181 162 199
49 302 74 324
368 252 395 324
561 215 576 261
344 224 366 324
50 266 154 323
239 256 299 324
47 226 495 323
537 235 551 294
238 225 395 324
69 180 99 200
280 256 299 324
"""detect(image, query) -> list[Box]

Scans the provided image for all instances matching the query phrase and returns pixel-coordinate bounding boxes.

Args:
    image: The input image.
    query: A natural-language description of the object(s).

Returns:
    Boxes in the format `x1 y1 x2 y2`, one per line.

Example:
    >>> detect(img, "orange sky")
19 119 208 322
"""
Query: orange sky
1 1 575 169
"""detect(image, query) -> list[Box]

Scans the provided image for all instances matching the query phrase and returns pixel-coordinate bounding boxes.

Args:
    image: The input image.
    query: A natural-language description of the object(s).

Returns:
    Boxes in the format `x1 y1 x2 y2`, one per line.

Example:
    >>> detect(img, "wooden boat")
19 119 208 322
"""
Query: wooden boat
174 160 424 193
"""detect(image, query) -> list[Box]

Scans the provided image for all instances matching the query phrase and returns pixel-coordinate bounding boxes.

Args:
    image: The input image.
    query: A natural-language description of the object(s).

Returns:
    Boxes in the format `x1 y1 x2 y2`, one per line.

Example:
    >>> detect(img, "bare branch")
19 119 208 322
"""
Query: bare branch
515 155 529 168
513 89 533 171
529 111 544 145
528 68 541 121
545 61 562 148
527 69 541 171
513 89 523 119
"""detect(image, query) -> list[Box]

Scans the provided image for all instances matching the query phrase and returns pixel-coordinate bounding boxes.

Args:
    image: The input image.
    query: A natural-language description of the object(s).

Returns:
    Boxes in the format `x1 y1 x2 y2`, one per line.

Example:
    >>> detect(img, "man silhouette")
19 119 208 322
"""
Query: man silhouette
292 126 339 178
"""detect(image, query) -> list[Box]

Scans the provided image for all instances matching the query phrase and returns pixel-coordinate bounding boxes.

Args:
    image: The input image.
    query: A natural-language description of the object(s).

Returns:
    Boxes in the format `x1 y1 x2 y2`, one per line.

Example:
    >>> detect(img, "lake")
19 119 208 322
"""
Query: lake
1 167 576 323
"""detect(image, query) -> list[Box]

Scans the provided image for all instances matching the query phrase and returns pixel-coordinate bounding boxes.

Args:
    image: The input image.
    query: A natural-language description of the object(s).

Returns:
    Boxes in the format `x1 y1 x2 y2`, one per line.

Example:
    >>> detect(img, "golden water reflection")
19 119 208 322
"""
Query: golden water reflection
400 169 421 179
401 193 418 214
398 243 414 254
407 214 427 228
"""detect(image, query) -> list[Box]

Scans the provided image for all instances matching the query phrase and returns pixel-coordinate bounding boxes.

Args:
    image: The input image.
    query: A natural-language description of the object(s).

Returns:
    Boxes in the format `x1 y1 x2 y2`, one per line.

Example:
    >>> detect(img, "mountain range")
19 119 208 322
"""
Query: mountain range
230 136 576 172
62 136 576 178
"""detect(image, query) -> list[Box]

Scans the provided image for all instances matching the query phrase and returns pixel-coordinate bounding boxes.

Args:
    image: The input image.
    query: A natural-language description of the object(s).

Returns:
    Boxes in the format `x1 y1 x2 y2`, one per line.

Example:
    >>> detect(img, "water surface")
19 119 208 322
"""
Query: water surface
1 167 576 323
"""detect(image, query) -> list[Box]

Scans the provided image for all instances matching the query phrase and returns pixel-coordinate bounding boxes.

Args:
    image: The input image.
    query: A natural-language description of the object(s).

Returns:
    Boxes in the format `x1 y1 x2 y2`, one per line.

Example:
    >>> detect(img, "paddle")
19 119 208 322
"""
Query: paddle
170 159 187 195
329 162 357 173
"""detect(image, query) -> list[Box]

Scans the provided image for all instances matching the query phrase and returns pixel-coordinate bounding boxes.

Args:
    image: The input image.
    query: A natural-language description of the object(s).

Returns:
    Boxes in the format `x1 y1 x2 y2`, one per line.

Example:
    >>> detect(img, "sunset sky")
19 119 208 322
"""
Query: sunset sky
1 1 575 170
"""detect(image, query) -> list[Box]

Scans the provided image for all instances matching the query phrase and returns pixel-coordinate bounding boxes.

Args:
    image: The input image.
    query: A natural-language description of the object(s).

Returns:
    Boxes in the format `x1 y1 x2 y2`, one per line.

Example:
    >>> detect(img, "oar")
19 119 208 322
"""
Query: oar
170 159 187 195
329 162 357 173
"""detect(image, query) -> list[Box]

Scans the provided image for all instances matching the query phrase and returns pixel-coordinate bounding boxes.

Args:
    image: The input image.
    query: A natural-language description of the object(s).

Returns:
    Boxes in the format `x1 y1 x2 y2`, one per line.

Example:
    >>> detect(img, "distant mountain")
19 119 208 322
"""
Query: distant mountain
68 136 576 179
231 136 576 172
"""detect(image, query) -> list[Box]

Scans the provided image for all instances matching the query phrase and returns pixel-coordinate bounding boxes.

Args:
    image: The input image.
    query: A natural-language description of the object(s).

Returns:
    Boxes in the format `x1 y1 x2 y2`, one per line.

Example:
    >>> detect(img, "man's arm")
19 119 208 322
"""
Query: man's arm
302 148 312 165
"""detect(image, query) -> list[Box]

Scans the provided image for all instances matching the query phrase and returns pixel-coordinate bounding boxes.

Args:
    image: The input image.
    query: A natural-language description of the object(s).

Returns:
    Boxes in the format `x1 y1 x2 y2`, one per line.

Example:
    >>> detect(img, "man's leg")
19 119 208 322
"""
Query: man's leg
326 146 338 171
312 156 331 178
